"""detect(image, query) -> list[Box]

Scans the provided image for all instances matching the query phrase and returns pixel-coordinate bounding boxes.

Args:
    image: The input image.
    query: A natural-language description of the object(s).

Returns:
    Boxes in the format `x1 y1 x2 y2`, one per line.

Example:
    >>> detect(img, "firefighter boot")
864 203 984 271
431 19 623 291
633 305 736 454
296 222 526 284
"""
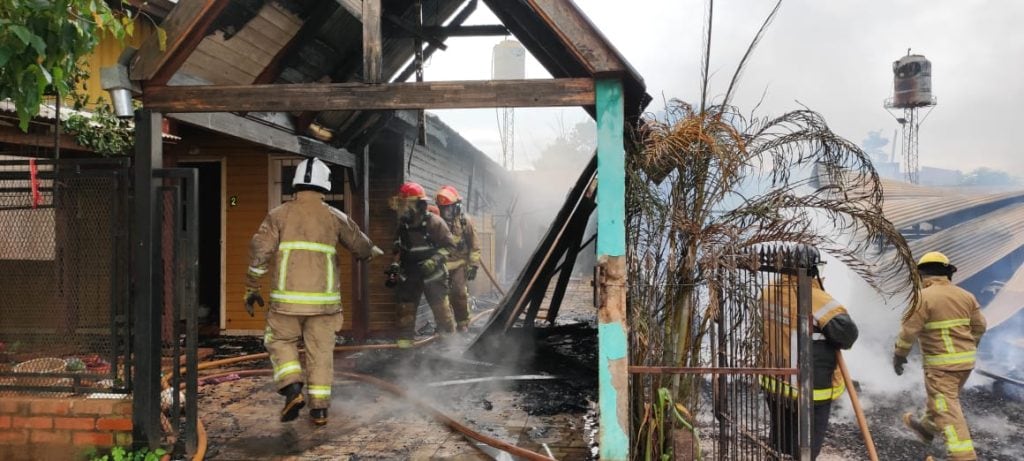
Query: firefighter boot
903 412 935 444
279 382 305 422
310 408 328 426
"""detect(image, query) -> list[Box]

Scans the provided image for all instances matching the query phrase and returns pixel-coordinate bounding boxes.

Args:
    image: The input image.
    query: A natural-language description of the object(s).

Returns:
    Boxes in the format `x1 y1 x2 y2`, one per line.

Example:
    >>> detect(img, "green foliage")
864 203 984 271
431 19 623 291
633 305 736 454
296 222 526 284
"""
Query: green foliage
0 0 132 131
63 97 134 156
87 446 166 461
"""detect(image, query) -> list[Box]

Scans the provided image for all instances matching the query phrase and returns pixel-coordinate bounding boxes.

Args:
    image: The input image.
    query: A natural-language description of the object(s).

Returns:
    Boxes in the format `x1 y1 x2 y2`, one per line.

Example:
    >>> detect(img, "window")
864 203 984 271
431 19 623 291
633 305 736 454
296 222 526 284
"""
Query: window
270 157 346 210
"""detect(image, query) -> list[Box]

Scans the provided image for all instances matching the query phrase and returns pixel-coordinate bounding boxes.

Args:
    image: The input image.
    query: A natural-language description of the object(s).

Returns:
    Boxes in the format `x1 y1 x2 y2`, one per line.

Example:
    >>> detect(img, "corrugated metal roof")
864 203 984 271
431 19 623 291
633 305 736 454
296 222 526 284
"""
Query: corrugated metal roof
885 189 1024 229
883 203 1024 289
982 263 1024 329
0 100 181 142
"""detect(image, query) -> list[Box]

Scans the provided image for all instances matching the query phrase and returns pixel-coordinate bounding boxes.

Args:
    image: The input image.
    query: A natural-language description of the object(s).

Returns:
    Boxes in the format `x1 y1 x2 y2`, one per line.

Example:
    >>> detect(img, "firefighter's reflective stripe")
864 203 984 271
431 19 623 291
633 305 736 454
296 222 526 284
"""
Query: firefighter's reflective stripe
279 241 337 254
943 425 974 454
934 394 948 412
308 385 331 399
278 250 292 291
812 300 842 323
925 318 971 330
263 326 273 346
276 241 339 301
248 265 268 277
924 350 976 366
325 254 334 293
270 291 342 305
274 360 302 381
895 337 913 349
758 376 846 402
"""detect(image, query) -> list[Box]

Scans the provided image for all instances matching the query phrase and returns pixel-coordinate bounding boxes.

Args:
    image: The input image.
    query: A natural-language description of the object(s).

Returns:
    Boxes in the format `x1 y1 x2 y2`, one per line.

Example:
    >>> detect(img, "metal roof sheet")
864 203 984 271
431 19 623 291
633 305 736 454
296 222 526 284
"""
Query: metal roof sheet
982 262 1024 329
884 189 1024 229
883 203 1024 290
0 100 181 142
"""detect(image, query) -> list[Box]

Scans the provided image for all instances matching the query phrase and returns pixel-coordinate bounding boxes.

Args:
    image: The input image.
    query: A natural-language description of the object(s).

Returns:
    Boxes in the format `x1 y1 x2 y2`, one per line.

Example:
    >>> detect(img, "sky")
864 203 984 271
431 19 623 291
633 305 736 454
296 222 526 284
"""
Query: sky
420 0 1024 176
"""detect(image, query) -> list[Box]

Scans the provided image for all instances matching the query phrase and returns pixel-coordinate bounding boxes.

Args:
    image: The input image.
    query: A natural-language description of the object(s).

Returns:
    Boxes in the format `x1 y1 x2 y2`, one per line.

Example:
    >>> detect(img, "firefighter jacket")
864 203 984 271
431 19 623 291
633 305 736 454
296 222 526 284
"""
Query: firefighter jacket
894 276 986 371
444 213 481 270
393 211 455 275
760 276 859 402
247 190 376 316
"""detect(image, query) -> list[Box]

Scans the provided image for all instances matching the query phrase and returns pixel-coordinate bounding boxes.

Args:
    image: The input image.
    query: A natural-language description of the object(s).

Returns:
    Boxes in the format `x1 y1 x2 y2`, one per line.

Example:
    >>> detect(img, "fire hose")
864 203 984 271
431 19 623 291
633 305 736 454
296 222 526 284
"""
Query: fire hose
165 308 556 461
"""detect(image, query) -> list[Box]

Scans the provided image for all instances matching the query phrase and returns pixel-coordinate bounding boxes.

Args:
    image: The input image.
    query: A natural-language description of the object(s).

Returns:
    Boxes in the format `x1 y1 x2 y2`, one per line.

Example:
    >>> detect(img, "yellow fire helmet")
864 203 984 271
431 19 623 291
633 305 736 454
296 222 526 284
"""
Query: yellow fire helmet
917 251 957 272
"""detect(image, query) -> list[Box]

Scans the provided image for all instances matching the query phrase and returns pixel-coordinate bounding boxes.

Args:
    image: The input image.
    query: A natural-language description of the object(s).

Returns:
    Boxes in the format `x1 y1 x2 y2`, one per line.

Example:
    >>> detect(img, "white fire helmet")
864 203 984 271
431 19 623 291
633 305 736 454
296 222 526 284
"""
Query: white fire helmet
292 157 332 192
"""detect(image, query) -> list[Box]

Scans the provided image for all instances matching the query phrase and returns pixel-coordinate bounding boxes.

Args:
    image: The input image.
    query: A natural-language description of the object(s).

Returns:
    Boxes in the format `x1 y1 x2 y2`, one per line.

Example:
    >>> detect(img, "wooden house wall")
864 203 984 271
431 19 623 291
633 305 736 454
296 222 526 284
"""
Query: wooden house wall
166 129 368 333
365 135 405 336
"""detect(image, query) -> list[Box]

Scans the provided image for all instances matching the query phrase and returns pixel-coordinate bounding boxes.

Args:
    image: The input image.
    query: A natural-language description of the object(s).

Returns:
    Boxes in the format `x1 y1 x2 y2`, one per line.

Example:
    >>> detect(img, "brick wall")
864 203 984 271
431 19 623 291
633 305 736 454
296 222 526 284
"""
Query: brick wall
0 395 132 460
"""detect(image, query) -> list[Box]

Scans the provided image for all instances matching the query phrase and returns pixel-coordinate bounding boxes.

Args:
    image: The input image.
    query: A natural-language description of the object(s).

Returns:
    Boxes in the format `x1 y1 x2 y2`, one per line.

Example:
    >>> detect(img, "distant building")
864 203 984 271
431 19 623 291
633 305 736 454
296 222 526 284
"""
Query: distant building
919 166 963 187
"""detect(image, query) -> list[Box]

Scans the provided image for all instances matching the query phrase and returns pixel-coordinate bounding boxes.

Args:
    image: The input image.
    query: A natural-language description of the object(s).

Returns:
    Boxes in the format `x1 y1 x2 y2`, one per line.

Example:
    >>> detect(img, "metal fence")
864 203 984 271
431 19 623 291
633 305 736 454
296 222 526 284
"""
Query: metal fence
0 156 131 393
630 246 815 460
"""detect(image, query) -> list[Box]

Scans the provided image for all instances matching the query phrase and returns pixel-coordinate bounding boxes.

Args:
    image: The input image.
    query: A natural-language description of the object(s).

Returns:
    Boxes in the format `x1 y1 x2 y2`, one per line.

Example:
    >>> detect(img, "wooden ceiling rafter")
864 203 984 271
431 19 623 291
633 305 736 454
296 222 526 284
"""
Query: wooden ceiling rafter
130 0 234 85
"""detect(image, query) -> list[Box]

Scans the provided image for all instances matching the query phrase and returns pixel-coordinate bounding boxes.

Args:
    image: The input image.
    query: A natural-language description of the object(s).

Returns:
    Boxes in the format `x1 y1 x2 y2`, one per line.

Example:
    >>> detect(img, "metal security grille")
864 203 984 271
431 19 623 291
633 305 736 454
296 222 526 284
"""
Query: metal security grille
0 156 130 393
630 246 815 461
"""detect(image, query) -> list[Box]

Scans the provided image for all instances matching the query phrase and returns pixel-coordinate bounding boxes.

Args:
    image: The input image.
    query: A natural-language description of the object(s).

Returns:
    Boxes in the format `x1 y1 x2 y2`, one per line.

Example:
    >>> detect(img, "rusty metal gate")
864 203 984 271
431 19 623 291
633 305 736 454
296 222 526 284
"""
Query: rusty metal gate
630 245 816 460
134 166 199 454
0 156 132 393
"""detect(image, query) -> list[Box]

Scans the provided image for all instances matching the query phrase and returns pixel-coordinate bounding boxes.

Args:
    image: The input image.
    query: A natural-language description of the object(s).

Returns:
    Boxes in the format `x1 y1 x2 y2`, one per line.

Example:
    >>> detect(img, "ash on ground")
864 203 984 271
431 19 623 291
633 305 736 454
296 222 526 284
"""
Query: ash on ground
820 383 1024 461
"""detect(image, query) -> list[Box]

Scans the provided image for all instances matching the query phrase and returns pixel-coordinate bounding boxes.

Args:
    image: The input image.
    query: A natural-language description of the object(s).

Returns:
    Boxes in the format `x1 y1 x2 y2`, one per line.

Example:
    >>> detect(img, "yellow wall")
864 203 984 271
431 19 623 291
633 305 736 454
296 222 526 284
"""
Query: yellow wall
78 22 154 106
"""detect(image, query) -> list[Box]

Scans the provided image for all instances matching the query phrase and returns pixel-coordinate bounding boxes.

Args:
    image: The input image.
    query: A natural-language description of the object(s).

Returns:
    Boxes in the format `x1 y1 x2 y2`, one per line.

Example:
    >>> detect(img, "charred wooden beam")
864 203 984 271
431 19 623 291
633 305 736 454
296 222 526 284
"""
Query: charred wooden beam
143 78 596 112
393 0 478 83
252 0 340 85
130 0 233 84
383 13 447 50
428 24 508 37
298 137 358 167
525 0 630 75
337 0 362 20
362 0 382 82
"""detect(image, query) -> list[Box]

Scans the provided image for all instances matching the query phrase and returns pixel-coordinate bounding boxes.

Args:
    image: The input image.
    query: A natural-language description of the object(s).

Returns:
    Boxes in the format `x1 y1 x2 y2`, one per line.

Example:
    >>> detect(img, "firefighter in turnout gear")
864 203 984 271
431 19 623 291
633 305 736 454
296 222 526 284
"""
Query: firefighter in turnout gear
894 251 986 460
245 158 382 425
434 186 481 333
388 182 457 346
759 252 859 460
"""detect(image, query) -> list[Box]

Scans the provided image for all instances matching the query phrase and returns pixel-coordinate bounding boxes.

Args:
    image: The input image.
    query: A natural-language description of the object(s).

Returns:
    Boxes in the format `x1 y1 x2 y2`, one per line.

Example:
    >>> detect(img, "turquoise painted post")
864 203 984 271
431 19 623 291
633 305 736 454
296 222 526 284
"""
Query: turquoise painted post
596 78 629 460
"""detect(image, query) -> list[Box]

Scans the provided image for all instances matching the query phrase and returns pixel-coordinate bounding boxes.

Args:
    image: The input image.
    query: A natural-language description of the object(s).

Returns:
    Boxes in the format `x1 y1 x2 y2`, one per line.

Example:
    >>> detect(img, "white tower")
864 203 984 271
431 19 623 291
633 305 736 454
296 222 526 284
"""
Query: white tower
885 51 937 184
492 39 526 170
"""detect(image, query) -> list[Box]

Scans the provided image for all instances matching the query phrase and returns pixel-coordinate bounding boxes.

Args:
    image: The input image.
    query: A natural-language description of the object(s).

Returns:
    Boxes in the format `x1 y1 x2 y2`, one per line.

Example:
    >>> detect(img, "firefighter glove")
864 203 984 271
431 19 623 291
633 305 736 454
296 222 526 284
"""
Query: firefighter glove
893 354 907 376
368 246 385 260
244 288 264 317
418 255 443 275
385 262 403 288
467 265 479 281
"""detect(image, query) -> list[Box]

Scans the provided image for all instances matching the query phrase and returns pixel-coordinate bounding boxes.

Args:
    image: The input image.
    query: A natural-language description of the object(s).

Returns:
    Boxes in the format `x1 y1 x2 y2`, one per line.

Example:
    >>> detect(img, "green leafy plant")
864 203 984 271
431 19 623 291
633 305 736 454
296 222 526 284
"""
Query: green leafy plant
0 0 165 132
88 446 166 461
63 97 134 156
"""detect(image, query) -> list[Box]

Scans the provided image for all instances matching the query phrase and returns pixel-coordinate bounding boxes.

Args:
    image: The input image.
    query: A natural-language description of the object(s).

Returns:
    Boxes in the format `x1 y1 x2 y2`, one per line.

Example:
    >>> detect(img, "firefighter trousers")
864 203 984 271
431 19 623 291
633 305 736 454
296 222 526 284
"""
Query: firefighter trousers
396 275 455 338
764 392 832 460
264 310 344 410
448 264 470 327
921 369 976 460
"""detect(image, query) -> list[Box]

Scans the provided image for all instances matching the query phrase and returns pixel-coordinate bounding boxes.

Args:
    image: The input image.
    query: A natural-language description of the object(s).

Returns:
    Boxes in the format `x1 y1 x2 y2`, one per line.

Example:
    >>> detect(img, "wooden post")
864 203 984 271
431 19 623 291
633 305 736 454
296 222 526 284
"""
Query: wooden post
595 78 629 460
362 0 382 83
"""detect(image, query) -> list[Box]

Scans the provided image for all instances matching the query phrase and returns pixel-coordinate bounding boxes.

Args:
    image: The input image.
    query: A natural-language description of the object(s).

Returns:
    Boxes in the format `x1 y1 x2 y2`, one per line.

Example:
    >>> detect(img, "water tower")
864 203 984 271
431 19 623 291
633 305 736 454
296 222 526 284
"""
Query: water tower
884 50 937 184
492 39 526 170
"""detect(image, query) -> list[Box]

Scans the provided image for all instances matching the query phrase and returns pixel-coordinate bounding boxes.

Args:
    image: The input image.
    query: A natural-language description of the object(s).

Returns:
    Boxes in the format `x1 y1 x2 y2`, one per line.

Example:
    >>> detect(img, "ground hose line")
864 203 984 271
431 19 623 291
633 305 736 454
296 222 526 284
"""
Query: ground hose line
168 308 499 461
194 369 556 461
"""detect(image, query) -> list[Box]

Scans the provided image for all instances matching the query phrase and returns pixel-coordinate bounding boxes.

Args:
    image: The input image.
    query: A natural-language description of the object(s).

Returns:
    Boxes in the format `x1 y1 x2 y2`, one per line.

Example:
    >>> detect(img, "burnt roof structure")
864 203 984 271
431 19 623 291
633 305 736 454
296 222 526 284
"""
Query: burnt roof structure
130 0 649 161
